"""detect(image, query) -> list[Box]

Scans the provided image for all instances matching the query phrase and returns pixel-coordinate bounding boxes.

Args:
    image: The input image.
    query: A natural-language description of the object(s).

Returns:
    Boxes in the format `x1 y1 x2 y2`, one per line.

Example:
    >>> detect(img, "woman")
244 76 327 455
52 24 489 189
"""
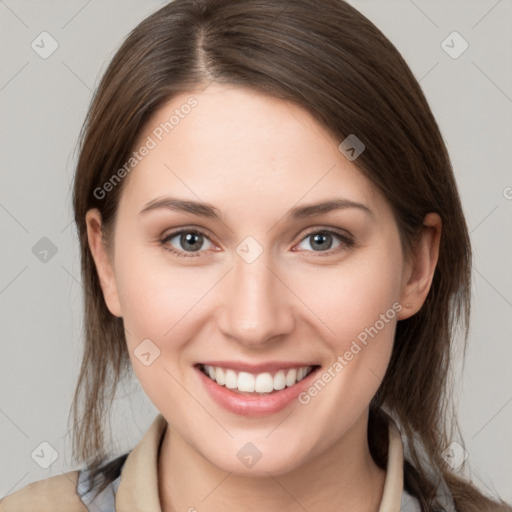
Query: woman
1 0 510 511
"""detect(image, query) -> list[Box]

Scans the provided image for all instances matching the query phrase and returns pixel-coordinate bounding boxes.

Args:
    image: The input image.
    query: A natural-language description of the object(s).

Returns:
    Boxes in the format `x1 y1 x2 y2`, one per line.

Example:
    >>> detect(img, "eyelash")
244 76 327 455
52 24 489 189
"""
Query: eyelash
159 227 354 259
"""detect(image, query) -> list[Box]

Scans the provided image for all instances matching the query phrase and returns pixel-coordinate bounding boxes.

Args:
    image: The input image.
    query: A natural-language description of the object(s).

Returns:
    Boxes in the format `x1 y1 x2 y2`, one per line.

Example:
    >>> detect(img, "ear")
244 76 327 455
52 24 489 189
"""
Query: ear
397 212 442 320
85 208 123 317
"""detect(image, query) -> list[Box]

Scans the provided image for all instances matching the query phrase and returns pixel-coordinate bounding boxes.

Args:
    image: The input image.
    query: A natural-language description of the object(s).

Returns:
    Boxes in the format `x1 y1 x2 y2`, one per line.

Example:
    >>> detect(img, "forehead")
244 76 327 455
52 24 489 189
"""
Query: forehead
119 84 384 219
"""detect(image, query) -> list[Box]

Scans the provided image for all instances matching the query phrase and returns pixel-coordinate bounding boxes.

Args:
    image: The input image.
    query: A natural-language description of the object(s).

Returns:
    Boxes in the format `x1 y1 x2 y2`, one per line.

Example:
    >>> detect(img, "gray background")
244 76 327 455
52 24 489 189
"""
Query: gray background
1 0 511 503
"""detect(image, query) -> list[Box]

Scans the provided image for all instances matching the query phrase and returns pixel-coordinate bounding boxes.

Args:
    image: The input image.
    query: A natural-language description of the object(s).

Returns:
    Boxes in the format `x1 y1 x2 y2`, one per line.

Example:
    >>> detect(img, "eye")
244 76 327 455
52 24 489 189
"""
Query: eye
160 227 354 259
295 228 354 255
160 229 214 258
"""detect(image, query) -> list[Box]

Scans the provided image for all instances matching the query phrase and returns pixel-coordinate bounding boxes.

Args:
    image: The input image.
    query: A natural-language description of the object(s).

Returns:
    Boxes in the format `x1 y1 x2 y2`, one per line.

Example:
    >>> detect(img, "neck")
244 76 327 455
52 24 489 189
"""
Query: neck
158 411 387 512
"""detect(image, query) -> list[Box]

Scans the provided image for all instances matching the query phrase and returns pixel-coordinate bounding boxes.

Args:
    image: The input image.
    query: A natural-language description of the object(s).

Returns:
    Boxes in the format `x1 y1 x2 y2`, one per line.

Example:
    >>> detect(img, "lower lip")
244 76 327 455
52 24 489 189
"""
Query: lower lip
195 365 320 417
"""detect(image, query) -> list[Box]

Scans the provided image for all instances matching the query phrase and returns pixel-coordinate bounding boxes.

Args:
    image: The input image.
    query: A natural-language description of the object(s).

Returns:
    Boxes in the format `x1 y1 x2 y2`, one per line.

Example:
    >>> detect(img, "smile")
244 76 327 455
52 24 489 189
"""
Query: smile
195 362 321 416
198 363 317 395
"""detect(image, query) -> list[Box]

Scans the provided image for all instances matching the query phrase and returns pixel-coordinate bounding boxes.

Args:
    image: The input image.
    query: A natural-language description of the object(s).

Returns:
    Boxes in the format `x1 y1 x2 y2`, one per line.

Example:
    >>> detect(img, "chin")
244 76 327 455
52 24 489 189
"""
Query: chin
202 438 309 477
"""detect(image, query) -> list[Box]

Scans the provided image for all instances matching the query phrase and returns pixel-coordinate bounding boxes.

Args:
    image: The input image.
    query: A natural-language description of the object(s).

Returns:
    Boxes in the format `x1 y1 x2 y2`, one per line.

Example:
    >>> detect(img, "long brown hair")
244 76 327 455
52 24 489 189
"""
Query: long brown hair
70 0 511 509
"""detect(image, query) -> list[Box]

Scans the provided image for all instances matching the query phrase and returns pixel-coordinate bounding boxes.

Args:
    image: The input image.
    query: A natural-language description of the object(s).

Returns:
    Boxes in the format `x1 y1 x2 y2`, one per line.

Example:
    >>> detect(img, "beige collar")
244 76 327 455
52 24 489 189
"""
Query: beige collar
115 413 404 511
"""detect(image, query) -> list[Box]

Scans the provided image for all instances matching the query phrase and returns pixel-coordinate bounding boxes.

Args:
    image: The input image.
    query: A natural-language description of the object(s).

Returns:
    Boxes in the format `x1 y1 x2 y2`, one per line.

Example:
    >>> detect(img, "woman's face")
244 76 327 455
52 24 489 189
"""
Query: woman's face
88 84 423 475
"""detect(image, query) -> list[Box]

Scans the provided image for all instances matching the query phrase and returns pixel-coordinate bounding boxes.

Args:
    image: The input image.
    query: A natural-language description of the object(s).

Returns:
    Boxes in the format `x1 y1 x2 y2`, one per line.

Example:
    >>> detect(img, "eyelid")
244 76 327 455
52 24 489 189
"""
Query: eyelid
160 227 218 258
299 226 354 243
160 225 354 258
160 225 217 244
292 227 355 256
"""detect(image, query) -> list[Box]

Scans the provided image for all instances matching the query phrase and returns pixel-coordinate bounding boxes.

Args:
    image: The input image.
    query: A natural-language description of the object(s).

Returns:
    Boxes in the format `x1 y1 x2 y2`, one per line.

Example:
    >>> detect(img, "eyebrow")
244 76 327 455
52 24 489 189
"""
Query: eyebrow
139 196 373 220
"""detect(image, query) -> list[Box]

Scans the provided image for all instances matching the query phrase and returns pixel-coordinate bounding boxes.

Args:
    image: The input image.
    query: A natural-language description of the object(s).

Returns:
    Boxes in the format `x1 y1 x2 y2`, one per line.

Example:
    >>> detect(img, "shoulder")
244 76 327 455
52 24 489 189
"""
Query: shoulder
1 453 129 512
0 470 87 512
76 453 127 510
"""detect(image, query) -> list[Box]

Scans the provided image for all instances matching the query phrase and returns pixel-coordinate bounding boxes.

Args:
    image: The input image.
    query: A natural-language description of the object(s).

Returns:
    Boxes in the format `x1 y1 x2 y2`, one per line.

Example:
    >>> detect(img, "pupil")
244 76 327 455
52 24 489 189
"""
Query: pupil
183 232 202 251
312 233 331 250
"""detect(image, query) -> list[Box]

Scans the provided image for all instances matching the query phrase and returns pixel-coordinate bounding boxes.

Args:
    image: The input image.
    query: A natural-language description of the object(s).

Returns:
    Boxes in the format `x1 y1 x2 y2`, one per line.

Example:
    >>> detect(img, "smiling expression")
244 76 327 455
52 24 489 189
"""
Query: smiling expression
86 83 419 475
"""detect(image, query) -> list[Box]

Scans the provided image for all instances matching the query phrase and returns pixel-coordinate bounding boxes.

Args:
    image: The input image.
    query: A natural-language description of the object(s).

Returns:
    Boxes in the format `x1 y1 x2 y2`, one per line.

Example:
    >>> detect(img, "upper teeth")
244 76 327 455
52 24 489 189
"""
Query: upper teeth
202 365 313 394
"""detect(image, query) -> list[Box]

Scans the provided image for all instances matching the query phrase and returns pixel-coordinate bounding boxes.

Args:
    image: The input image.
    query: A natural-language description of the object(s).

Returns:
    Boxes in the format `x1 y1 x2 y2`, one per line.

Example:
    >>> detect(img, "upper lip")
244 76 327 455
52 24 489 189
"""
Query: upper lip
196 361 320 373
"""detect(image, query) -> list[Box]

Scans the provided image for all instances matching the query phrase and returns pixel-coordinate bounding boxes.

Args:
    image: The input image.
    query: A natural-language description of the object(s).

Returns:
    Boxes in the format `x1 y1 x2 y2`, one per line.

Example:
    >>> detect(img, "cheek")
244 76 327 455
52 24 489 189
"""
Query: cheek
293 249 403 408
113 243 205 343
113 251 201 411
299 253 403 345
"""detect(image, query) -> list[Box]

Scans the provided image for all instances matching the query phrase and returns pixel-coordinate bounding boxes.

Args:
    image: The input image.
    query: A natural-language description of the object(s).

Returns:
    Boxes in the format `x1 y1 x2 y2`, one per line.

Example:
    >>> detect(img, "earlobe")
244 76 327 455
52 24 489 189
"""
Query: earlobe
85 209 123 317
397 212 442 320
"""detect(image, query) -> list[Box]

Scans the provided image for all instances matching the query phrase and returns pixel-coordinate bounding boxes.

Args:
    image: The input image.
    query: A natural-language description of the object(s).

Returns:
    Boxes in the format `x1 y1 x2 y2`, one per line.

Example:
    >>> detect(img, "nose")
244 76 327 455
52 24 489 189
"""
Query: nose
216 245 295 348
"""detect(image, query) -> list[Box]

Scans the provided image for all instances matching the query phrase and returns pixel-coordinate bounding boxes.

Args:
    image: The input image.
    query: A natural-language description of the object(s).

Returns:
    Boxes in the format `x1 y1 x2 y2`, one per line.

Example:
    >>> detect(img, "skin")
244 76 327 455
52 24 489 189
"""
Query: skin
86 84 441 512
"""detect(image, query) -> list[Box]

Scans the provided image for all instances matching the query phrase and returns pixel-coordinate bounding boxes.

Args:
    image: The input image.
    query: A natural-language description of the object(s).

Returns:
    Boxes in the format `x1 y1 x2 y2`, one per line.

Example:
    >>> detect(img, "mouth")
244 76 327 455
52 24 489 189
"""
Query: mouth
196 363 320 395
194 362 321 416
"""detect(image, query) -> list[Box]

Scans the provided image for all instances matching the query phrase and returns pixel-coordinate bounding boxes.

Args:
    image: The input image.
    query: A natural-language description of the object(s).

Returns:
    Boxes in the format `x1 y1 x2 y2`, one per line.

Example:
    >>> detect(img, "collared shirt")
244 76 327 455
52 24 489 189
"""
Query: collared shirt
1 413 425 511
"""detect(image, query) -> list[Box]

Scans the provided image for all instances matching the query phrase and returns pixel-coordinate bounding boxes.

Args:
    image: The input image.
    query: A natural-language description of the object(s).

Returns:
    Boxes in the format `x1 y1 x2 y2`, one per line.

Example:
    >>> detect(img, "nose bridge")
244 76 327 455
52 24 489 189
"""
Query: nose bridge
218 238 293 345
